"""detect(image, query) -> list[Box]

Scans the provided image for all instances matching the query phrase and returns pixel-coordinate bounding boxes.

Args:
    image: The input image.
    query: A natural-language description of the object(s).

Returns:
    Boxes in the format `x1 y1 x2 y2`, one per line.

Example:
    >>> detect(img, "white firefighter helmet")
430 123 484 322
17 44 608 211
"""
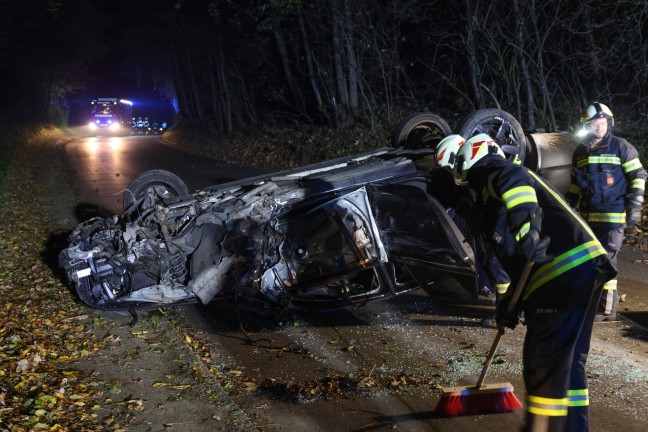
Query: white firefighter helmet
435 134 465 169
581 102 614 127
455 133 505 181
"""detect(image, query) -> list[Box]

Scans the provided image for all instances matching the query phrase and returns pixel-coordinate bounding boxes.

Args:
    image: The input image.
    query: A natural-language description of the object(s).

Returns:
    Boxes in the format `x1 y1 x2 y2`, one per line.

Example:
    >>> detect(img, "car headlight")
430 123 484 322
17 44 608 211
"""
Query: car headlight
110 123 120 131
89 122 98 130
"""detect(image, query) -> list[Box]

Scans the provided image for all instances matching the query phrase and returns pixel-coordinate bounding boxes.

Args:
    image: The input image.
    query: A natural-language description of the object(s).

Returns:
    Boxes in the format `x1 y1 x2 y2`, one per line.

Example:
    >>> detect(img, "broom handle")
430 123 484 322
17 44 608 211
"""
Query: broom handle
475 260 534 389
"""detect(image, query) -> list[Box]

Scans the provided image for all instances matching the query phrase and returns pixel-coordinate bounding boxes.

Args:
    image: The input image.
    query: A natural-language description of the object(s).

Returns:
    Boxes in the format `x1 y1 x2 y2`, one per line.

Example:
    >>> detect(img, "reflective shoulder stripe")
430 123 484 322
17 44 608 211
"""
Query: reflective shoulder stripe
502 185 537 210
527 395 569 416
632 178 646 191
568 389 589 407
623 158 643 173
585 212 626 224
524 241 607 299
588 155 621 165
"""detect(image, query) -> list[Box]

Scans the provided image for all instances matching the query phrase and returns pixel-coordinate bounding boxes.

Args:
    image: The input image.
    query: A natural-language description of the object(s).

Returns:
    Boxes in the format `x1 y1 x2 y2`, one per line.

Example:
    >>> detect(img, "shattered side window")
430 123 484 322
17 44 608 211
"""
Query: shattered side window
366 184 475 271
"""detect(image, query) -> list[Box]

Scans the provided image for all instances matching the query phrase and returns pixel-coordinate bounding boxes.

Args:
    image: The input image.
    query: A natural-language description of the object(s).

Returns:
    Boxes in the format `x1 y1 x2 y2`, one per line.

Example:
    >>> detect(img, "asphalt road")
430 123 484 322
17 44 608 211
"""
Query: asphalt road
58 134 648 431
63 134 267 215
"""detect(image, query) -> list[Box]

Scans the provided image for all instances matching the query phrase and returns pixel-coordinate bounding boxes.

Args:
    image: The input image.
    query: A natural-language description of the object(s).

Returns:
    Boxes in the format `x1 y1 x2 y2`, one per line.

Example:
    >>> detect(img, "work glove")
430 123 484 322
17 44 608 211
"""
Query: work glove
519 229 553 264
510 208 550 262
626 195 644 228
496 295 520 330
626 206 643 229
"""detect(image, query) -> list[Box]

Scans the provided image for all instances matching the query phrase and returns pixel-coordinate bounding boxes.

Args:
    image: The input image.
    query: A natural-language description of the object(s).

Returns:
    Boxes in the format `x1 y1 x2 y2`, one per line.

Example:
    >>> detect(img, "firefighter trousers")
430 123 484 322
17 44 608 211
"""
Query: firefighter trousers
521 261 609 432
594 227 623 317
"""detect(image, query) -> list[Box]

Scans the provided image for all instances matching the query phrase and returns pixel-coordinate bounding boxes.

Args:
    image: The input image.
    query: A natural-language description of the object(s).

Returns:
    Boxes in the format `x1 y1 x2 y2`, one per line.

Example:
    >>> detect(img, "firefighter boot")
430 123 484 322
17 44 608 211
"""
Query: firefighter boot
595 279 618 322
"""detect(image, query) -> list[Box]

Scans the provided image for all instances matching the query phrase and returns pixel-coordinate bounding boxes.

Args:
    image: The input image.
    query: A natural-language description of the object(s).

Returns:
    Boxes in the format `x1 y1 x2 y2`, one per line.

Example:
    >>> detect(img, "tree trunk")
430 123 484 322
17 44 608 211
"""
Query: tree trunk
583 2 603 101
513 0 535 129
331 0 348 124
207 37 225 131
529 0 557 130
463 0 484 109
169 31 192 121
273 26 303 111
185 41 204 121
344 0 360 116
297 6 324 112
216 37 233 132
209 70 224 131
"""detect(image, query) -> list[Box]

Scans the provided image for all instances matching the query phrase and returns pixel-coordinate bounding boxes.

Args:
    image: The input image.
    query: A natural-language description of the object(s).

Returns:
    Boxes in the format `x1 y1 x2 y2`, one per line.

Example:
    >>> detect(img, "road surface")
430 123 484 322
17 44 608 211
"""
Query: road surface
63 134 267 215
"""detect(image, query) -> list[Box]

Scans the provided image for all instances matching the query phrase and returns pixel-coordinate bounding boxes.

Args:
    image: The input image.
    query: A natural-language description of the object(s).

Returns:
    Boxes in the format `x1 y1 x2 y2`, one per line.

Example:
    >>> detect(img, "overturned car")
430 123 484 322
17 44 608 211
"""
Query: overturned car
59 110 579 313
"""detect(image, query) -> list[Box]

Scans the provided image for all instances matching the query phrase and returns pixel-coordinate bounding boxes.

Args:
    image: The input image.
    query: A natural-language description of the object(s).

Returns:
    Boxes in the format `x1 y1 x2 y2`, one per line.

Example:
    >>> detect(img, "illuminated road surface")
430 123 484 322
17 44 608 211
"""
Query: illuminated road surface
64 134 267 215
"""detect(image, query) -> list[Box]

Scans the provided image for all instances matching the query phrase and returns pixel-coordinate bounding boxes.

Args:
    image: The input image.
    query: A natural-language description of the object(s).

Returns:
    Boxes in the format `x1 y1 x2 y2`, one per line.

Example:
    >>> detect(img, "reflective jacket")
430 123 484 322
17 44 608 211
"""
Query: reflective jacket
467 156 612 302
566 133 647 229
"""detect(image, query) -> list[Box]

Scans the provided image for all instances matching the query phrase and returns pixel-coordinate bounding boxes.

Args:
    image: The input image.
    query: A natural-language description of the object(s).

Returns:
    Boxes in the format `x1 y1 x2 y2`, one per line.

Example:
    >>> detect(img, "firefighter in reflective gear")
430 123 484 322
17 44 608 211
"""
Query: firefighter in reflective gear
447 134 616 432
566 102 647 322
433 135 511 301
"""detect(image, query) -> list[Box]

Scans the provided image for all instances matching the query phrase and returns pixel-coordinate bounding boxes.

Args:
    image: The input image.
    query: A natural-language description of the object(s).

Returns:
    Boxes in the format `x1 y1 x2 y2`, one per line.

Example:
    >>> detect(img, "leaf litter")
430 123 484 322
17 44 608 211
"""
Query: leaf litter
1 145 257 432
0 151 113 430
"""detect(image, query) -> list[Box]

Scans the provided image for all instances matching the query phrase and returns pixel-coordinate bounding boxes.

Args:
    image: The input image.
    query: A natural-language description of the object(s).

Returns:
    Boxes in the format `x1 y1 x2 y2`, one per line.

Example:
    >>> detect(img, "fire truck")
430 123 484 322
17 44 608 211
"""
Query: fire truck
88 98 133 133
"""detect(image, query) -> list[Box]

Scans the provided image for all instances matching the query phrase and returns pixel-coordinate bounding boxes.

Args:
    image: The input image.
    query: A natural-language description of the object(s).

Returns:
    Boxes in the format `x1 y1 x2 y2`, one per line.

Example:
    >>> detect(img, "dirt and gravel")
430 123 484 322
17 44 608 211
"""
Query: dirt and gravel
3 134 648 431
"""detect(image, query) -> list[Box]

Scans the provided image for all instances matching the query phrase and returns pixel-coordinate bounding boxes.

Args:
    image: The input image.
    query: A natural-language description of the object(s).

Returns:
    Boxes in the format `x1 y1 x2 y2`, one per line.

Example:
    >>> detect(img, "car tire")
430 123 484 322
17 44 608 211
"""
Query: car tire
390 112 452 149
123 169 190 212
457 108 527 163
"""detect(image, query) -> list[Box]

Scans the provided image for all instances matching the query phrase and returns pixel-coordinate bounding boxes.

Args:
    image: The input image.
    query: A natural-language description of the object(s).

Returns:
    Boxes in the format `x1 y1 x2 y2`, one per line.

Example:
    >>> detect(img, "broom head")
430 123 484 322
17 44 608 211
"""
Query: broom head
435 382 522 416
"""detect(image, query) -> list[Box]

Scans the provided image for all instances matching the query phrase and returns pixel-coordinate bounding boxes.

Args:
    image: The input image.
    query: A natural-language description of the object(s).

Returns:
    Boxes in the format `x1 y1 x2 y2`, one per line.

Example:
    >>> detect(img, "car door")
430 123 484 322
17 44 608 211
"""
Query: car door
366 183 479 299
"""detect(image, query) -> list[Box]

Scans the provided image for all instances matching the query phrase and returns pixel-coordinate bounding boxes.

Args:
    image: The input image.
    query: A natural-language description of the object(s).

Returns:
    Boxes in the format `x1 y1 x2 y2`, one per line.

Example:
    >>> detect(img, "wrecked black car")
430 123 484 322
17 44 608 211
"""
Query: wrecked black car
59 110 579 313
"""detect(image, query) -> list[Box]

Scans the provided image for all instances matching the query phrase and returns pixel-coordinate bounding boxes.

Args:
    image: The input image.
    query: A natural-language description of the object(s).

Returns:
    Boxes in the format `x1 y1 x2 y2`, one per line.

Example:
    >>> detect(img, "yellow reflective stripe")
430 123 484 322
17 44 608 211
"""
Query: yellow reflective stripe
527 395 568 416
632 178 646 190
576 158 589 168
496 283 510 294
584 212 626 224
568 389 589 407
502 185 538 210
515 221 531 242
587 155 621 165
524 241 607 300
603 279 617 290
577 155 621 167
486 175 499 201
623 158 643 173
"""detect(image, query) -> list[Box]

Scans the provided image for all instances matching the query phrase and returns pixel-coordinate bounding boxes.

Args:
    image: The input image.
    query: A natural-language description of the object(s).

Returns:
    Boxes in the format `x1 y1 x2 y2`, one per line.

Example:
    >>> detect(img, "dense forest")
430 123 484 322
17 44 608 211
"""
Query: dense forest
2 0 648 134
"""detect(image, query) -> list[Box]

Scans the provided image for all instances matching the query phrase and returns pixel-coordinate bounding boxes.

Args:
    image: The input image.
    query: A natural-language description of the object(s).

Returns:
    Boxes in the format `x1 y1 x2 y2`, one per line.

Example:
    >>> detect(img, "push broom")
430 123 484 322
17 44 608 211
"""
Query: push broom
435 260 534 416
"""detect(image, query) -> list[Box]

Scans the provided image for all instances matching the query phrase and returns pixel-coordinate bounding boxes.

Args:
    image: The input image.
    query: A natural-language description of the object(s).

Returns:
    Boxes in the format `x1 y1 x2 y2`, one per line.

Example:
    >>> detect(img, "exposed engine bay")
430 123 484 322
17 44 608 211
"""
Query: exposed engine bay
61 181 388 310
